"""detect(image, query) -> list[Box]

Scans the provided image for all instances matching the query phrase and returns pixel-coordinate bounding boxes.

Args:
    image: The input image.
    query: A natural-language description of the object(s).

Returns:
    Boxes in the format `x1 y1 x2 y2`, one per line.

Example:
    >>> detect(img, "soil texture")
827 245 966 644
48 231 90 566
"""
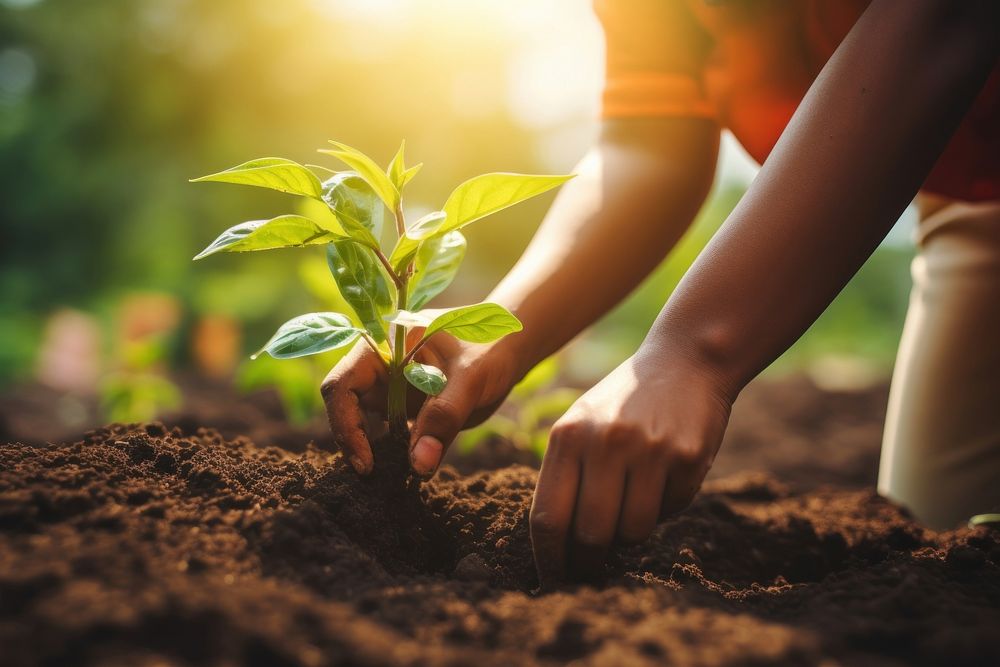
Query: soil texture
2 398 999 666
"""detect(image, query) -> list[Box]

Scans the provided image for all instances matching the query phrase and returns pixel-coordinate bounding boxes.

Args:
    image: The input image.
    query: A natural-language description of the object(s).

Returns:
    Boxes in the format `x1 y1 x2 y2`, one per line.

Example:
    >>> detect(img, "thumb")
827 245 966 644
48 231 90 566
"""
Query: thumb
410 375 478 476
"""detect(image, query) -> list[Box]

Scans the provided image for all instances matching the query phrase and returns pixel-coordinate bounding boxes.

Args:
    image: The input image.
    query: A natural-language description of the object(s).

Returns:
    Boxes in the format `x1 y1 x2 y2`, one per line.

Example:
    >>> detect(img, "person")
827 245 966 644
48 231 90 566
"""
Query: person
321 0 1000 585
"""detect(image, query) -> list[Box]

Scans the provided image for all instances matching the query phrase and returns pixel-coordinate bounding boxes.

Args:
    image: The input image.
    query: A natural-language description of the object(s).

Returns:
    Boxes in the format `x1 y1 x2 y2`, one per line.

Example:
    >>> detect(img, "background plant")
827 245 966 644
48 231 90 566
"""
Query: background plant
193 141 572 438
457 356 580 459
1 0 914 398
100 333 181 423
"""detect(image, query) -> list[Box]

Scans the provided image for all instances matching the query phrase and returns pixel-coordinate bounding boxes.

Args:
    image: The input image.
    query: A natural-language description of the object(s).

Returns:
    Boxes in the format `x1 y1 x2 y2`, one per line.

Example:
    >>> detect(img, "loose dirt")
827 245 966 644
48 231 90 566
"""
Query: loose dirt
2 406 998 666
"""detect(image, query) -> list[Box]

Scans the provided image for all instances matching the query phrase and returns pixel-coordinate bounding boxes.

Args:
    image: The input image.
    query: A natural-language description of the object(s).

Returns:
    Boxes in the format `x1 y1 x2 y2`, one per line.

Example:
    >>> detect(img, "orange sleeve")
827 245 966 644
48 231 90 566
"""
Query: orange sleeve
595 0 715 119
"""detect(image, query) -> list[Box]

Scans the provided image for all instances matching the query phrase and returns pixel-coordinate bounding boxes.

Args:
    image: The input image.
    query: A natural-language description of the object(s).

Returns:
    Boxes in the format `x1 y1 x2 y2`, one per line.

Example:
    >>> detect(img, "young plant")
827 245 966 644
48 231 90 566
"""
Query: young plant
192 141 572 441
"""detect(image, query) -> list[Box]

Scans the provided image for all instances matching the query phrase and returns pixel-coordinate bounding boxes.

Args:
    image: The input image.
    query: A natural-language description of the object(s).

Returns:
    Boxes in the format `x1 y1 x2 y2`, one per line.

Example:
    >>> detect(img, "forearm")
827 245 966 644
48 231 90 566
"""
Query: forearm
645 0 1000 396
490 118 719 378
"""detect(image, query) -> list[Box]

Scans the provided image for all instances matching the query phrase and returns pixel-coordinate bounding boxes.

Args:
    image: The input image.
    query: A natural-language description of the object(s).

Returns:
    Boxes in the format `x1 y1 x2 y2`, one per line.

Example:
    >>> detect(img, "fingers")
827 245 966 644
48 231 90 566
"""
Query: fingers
659 468 704 518
618 464 668 544
530 426 707 587
530 429 583 588
320 344 387 475
568 453 626 579
409 373 479 475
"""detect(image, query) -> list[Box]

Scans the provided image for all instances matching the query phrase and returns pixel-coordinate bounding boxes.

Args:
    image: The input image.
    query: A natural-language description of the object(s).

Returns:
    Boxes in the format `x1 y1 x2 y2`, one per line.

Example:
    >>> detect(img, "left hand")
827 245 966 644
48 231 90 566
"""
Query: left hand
529 348 734 585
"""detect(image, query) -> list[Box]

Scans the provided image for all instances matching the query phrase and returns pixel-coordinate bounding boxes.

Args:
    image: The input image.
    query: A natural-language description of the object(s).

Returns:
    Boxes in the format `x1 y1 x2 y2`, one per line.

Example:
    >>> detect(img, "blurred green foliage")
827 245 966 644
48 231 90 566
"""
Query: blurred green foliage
458 356 581 458
0 0 581 386
99 335 181 423
0 0 914 403
236 355 324 425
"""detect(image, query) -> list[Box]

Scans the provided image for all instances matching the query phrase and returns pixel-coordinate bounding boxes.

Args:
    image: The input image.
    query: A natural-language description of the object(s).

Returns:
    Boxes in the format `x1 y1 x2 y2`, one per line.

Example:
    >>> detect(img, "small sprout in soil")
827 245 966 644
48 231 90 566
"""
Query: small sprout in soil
968 513 1000 529
192 140 573 442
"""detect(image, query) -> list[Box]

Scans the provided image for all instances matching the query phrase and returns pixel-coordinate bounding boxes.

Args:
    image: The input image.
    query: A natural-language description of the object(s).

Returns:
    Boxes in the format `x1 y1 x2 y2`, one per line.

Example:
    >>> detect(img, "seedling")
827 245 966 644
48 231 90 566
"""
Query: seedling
192 141 572 440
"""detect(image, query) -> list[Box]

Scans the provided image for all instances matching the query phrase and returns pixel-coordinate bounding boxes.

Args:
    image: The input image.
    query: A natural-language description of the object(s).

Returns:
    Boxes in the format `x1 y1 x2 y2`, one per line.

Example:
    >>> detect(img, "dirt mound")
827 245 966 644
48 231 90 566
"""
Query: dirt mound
2 423 998 666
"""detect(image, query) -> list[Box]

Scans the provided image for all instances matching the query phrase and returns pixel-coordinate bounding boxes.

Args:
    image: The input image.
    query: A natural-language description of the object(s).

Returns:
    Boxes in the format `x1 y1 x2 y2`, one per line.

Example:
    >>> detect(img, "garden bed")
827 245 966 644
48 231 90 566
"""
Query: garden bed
1 378 998 666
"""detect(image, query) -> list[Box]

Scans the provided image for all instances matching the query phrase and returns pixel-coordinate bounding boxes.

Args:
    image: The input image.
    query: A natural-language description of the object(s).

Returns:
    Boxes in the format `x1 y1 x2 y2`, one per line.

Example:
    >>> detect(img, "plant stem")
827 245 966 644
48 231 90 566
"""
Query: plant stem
393 200 405 237
373 246 404 290
387 201 410 439
387 317 408 438
401 337 427 367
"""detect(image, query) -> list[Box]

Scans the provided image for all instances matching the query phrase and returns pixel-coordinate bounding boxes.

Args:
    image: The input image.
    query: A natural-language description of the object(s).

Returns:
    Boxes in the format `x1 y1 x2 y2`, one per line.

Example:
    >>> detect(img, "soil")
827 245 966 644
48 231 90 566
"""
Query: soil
1 378 999 666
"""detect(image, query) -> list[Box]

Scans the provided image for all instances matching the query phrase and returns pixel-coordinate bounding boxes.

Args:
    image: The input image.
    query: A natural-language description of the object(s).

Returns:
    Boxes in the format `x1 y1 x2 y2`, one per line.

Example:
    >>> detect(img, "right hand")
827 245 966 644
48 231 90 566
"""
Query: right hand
320 328 521 476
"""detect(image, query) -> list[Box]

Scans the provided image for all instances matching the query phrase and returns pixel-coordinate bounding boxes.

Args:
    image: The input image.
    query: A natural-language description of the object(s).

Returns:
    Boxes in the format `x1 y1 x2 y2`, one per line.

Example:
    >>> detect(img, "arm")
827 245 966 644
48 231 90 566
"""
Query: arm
649 0 999 395
490 118 719 380
404 118 719 472
322 118 719 475
531 0 999 584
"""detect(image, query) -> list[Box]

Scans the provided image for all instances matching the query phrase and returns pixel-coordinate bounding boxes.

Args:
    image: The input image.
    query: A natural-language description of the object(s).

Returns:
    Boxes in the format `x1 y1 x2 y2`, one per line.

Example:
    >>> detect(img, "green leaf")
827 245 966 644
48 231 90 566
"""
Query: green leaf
401 163 422 188
408 231 467 310
327 241 394 343
423 302 522 343
441 172 574 233
969 513 1000 528
254 312 362 360
405 210 447 241
193 215 344 260
404 362 447 396
383 309 432 329
191 158 323 199
322 172 385 247
388 234 420 272
318 141 399 209
387 140 407 190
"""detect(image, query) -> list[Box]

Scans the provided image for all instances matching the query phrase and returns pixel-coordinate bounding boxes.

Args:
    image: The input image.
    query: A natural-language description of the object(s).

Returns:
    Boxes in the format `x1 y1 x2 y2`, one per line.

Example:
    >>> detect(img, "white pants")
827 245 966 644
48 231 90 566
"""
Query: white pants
879 195 1000 530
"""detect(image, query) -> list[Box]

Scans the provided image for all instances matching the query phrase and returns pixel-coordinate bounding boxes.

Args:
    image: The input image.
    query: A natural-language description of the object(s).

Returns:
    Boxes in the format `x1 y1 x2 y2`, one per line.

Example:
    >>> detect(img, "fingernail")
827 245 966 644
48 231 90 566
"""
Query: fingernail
348 455 367 475
410 435 443 475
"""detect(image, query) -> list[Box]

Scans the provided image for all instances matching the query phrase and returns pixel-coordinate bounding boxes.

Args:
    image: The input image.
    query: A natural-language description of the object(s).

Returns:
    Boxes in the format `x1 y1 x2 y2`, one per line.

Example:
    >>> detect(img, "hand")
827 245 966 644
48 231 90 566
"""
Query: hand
320 325 521 476
529 349 734 585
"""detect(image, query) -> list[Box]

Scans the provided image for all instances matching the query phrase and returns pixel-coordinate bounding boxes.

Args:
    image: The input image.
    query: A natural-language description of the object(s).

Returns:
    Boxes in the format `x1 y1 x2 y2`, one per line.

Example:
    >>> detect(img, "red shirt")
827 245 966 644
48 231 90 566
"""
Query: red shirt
596 0 999 201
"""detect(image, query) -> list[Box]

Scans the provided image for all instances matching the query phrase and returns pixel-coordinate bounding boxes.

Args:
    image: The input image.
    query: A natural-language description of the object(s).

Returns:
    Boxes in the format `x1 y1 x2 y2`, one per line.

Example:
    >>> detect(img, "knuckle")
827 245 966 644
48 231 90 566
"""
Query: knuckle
424 396 461 424
671 438 707 466
529 510 561 538
604 421 640 446
637 437 670 465
319 377 339 402
602 423 649 460
550 417 588 448
547 429 582 460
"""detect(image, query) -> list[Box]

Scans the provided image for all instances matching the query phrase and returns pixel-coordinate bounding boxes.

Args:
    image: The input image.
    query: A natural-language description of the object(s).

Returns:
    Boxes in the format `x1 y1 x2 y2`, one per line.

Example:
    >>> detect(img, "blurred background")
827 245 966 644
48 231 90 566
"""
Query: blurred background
0 0 914 444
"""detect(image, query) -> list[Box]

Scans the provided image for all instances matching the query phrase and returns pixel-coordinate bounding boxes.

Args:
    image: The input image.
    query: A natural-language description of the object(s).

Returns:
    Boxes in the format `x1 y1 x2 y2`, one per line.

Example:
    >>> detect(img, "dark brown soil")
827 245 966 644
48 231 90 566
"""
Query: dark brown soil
2 403 999 666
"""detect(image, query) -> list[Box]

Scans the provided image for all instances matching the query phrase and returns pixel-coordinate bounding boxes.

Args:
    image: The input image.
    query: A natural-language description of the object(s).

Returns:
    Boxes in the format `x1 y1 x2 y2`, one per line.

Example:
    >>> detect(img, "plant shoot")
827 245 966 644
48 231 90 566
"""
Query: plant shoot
192 140 572 439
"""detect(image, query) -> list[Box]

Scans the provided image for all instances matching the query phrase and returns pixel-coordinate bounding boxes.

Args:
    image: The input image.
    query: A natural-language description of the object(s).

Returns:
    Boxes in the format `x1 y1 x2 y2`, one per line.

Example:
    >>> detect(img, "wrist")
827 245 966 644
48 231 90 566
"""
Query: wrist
634 328 743 407
483 292 554 385
482 328 543 389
